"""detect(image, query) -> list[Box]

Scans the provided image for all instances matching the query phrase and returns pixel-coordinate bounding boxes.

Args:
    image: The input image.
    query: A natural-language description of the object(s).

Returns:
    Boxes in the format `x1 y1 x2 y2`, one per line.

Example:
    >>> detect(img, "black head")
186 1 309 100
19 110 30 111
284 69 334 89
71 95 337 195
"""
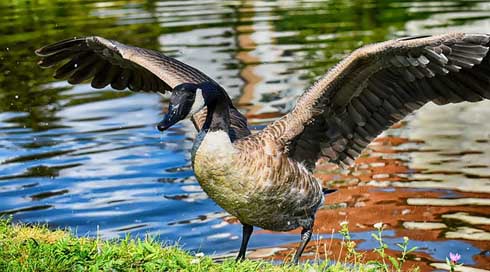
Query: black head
157 82 223 132
157 83 199 131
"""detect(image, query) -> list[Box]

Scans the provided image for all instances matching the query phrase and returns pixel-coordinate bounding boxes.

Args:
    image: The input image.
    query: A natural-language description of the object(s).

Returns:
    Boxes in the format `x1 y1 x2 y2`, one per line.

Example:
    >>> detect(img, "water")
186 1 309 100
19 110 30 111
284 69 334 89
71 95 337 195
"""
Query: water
1 0 489 269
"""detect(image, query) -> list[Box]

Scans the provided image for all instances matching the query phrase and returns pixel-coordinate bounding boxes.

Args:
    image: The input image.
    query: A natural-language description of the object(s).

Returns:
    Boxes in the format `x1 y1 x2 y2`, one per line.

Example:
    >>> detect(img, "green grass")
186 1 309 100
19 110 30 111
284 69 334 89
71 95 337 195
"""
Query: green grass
0 218 411 271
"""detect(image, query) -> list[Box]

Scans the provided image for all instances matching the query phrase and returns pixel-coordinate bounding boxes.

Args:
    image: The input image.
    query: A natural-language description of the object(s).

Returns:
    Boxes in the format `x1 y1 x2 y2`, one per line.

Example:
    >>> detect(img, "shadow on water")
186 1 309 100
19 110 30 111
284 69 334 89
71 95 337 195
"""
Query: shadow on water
0 0 489 270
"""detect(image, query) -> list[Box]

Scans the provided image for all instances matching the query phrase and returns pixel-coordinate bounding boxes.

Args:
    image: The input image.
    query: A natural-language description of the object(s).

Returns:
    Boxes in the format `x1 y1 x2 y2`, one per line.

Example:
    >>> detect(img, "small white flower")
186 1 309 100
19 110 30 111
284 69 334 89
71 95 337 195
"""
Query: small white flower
195 252 204 258
190 258 200 264
374 222 383 229
340 221 349 226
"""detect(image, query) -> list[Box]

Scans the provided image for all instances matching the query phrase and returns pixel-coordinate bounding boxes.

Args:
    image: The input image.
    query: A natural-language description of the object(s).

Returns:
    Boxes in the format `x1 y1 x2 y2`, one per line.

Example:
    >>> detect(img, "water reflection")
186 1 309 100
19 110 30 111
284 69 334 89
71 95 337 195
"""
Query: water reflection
0 0 489 270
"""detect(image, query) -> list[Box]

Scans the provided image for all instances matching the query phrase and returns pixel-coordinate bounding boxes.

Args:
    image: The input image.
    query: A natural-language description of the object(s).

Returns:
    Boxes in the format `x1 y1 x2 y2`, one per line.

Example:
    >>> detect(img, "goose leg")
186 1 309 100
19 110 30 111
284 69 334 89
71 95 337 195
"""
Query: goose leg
236 223 253 261
292 225 313 264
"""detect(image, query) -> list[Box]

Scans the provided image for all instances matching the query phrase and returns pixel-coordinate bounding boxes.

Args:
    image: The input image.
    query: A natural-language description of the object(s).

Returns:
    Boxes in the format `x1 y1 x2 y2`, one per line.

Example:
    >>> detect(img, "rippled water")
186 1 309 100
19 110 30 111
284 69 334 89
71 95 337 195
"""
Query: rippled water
1 0 490 270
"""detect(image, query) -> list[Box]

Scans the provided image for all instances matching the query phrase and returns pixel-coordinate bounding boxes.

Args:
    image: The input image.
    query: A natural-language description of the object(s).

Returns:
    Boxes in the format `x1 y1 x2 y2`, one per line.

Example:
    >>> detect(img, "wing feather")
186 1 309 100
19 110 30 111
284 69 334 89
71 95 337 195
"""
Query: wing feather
260 32 490 169
36 36 250 136
35 36 213 92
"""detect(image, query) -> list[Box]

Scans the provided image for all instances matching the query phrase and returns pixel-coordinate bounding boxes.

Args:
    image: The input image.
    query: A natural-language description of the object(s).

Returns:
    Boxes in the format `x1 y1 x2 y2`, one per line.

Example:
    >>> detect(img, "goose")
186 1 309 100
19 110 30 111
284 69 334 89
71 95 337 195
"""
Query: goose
36 33 490 263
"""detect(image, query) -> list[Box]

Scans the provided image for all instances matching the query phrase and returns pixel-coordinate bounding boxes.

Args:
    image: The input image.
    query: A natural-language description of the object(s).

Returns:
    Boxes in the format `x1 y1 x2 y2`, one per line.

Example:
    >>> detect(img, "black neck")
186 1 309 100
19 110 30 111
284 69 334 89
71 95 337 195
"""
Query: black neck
202 91 231 133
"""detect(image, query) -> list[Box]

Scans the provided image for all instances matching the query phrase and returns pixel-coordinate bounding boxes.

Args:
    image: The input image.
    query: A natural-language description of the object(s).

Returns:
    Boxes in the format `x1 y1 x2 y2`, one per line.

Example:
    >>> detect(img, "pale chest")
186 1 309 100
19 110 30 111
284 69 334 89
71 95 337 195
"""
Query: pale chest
191 130 247 213
191 130 237 179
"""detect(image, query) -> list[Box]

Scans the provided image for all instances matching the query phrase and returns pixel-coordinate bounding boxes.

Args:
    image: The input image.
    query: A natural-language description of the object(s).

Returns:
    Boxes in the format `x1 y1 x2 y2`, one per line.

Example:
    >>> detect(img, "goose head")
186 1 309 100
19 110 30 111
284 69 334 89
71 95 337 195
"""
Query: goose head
157 82 221 131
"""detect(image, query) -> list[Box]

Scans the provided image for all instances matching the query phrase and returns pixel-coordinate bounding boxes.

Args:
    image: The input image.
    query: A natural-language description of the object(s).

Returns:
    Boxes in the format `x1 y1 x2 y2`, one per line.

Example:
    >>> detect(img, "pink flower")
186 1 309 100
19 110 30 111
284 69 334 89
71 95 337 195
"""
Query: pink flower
449 252 461 263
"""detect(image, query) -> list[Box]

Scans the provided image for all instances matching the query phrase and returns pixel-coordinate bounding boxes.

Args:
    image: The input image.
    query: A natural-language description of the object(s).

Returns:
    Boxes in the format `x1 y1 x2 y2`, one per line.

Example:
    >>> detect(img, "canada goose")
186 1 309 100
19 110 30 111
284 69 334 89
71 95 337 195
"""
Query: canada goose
36 33 490 263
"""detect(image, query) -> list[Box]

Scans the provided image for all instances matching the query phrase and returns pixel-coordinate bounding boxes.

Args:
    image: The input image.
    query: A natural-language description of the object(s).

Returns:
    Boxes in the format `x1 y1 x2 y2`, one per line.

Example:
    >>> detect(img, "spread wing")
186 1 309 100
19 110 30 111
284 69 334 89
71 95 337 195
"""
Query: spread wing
35 36 212 92
262 33 490 169
36 36 250 136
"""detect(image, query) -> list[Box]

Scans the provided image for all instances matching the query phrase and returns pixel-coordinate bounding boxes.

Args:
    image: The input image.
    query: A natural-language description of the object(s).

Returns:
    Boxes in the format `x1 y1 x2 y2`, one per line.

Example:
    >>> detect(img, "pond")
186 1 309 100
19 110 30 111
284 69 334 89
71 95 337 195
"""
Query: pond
0 0 489 270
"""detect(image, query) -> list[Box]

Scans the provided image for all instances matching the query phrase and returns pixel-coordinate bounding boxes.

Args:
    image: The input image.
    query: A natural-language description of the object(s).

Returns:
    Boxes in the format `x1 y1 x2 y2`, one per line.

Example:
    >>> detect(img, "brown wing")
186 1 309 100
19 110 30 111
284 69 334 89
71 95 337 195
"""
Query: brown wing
35 36 213 92
261 33 490 169
36 36 250 136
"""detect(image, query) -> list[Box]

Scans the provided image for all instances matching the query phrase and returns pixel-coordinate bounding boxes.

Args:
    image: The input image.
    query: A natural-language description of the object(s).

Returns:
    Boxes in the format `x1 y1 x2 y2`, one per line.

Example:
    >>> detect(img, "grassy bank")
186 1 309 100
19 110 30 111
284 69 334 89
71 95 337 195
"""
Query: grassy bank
0 218 409 271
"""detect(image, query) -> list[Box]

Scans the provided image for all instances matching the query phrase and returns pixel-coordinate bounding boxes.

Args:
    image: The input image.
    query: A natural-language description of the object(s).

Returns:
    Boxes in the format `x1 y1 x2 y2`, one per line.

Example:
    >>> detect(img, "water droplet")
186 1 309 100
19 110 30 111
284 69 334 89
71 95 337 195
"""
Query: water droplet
5 47 9 51
14 95 18 99
74 63 78 68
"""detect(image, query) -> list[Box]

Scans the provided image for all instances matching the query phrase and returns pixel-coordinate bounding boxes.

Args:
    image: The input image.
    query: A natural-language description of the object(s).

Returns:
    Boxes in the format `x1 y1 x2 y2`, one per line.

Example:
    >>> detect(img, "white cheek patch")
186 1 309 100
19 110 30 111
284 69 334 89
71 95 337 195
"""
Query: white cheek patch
187 88 205 117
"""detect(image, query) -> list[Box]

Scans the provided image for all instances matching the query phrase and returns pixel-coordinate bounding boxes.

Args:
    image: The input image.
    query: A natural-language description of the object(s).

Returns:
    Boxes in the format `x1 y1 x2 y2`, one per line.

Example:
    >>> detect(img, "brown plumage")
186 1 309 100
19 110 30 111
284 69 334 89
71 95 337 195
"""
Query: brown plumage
36 33 490 263
267 33 490 169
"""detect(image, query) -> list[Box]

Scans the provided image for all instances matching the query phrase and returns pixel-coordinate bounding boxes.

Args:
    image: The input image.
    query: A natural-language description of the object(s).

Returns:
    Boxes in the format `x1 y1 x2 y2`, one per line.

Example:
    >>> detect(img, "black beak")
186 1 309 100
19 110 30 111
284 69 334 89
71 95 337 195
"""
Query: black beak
157 104 182 132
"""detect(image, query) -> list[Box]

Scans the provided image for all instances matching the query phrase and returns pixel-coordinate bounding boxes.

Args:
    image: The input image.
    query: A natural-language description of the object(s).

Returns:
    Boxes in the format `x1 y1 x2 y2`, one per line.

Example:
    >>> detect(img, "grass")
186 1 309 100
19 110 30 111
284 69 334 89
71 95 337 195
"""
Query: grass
0 218 418 272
